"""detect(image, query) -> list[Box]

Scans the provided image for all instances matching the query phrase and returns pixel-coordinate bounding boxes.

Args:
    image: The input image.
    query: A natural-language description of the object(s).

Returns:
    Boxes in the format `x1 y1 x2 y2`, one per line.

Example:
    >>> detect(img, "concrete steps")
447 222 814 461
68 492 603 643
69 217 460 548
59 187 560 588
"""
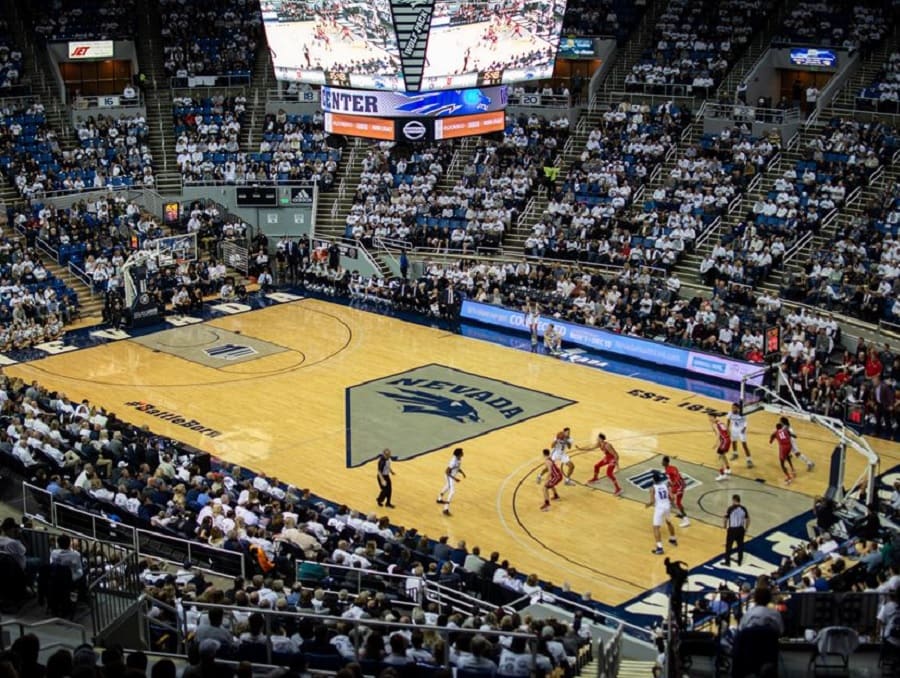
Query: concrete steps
44 260 105 320
135 0 177 193
617 658 657 677
243 50 274 150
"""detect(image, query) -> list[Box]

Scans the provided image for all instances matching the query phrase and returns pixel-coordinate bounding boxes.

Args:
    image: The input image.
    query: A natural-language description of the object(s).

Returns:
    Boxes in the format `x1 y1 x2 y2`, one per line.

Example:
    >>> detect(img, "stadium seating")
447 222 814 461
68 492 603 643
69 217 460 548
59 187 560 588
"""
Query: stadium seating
174 96 247 184
160 0 261 84
30 0 137 41
857 52 900 114
0 105 153 197
526 101 690 263
626 0 775 93
562 0 644 45
0 20 24 90
772 0 887 51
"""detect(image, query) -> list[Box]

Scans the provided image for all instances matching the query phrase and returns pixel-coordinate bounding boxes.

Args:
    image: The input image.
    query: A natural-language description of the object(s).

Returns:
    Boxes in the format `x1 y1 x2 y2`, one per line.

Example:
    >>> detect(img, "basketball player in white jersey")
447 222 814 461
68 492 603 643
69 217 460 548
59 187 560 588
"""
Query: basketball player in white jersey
537 427 575 485
646 470 678 555
525 300 540 351
436 448 465 516
780 415 815 471
727 402 754 468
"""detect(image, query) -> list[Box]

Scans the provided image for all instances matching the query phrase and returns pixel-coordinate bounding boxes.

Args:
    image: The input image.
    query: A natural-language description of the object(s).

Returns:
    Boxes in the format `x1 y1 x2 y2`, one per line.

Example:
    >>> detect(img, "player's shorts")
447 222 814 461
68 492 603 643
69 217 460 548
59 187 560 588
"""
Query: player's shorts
546 473 562 489
526 314 538 328
779 448 791 462
551 452 570 465
730 428 747 443
653 506 672 527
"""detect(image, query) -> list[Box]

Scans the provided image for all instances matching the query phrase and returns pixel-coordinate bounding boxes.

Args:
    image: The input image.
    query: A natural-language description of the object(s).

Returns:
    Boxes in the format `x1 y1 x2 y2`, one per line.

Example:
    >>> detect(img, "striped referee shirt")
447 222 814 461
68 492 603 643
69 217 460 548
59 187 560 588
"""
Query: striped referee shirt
726 504 749 529
378 455 392 477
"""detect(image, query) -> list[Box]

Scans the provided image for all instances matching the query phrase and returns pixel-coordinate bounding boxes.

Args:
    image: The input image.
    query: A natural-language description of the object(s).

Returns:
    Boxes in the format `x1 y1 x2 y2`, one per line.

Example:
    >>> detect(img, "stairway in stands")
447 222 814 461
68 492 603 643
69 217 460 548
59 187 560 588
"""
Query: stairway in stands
45 260 105 319
134 0 180 195
312 139 367 240
823 23 900 114
754 133 900 299
616 658 657 676
243 49 274 151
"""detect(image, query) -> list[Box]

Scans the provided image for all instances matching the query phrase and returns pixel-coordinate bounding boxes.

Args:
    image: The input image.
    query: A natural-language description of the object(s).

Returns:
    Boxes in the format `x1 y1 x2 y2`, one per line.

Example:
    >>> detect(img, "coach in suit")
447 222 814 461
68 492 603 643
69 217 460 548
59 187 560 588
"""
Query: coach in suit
376 448 395 508
286 239 301 283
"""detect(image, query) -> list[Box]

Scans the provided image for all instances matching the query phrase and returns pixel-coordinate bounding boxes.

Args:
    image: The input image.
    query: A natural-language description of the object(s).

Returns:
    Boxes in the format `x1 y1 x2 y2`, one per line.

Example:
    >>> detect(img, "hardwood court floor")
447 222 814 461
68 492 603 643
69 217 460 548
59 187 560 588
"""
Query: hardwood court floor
8 298 900 604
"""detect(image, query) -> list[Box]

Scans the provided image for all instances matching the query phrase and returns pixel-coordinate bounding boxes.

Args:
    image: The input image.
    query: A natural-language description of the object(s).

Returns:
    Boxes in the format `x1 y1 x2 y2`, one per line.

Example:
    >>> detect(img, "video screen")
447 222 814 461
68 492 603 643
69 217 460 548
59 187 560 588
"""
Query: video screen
261 0 404 90
421 0 567 90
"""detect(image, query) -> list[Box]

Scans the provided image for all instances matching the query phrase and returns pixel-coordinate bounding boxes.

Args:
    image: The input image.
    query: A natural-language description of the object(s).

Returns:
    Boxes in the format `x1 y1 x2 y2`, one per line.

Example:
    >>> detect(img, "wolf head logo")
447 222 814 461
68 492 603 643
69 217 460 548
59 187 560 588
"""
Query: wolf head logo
379 388 481 423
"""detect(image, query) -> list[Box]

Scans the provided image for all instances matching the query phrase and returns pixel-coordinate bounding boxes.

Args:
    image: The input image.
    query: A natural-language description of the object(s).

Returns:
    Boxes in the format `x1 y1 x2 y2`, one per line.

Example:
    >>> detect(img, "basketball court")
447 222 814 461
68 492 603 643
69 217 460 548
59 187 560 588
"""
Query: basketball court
7 295 899 626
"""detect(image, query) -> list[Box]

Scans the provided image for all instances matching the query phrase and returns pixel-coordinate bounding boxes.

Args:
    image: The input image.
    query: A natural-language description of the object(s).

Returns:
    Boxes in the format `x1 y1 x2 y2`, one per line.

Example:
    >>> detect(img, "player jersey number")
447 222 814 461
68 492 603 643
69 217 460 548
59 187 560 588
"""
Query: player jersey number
656 486 669 501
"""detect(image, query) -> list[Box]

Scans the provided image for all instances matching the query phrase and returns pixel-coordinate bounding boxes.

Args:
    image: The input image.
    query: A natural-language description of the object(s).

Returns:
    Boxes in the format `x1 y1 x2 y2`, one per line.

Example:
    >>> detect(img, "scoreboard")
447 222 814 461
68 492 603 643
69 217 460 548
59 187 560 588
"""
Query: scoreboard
236 186 314 208
262 0 568 93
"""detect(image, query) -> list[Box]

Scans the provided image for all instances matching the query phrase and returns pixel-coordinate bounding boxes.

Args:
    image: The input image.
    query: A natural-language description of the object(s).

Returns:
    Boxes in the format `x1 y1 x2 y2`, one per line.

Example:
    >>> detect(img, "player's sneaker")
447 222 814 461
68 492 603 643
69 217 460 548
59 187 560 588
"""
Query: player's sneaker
784 476 793 485
442 507 451 515
806 461 815 471
587 477 599 484
680 517 691 527
436 498 445 504
540 502 551 512
746 458 754 468
668 538 678 546
716 473 728 481
564 478 575 485
730 452 738 460
652 547 664 555
613 488 623 497
725 468 732 475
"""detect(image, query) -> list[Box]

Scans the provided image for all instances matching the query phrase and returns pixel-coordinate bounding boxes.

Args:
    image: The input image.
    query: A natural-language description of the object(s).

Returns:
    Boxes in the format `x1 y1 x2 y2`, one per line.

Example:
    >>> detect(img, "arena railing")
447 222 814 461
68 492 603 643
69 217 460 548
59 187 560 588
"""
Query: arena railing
596 91 697 110
89 551 145 640
295 559 502 619
266 87 320 104
67 259 96 296
507 92 571 109
71 94 145 112
0 618 88 652
169 74 251 90
140 596 542 667
703 102 801 125
22 482 247 579
781 230 814 267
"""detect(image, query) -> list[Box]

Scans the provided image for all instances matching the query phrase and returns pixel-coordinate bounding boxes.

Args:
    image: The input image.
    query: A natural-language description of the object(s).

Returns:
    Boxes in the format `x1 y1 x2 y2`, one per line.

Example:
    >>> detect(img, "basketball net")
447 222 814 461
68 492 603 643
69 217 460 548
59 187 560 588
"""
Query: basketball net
747 365 879 506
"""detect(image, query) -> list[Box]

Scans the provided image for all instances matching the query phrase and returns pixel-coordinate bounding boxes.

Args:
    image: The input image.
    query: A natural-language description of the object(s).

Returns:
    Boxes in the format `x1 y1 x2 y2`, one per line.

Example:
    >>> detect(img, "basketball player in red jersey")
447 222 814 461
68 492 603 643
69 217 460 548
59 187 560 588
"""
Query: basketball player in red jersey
662 455 689 527
709 414 732 481
577 433 623 496
540 448 563 511
769 422 797 484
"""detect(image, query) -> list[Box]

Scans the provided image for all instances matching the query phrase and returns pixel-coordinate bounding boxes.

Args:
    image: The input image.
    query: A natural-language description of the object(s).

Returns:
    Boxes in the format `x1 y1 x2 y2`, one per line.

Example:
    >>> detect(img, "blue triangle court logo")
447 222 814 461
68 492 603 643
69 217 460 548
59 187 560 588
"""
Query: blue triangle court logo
345 363 575 467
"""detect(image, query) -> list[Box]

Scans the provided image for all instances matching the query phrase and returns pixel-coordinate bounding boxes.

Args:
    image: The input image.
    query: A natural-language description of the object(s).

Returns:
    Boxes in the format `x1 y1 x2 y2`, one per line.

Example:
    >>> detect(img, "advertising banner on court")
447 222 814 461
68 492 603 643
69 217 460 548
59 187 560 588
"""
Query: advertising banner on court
460 300 764 386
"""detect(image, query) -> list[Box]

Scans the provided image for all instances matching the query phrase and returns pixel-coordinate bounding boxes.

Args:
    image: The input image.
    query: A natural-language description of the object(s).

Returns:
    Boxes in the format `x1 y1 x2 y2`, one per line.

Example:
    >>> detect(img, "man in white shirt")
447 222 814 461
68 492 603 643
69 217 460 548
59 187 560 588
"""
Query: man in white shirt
50 534 84 583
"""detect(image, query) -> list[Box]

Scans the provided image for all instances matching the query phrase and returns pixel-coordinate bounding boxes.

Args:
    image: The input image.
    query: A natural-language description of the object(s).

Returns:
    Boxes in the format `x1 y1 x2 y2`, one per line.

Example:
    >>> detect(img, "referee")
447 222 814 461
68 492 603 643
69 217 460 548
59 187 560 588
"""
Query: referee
723 494 750 566
376 448 396 508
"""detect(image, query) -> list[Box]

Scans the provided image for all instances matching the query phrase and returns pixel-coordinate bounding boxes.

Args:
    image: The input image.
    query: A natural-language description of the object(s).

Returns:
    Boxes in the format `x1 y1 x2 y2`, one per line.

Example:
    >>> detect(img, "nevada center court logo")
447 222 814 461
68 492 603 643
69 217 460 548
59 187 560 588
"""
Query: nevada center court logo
345 363 575 467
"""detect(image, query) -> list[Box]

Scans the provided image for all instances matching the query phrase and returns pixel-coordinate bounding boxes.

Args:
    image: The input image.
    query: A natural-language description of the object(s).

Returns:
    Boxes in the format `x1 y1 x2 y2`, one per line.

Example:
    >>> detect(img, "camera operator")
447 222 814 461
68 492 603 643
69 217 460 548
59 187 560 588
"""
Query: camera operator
665 557 689 627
